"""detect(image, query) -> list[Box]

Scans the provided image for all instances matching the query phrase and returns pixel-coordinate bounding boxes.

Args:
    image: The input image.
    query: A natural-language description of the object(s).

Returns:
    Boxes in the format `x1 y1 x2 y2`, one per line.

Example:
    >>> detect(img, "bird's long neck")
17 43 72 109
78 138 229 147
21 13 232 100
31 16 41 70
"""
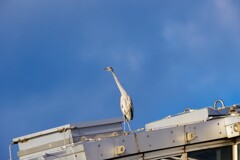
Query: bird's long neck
111 71 127 95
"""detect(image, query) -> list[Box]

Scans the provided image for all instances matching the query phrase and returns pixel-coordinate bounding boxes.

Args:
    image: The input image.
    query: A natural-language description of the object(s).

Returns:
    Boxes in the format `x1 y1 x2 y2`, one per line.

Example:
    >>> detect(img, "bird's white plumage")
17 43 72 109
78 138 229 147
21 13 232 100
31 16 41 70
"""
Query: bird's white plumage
120 94 133 121
104 66 134 124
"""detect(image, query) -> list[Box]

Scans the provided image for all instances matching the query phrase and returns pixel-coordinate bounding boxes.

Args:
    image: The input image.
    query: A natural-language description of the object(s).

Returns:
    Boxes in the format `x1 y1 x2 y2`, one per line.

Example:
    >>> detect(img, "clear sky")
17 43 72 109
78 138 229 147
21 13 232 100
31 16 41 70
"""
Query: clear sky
1 0 240 159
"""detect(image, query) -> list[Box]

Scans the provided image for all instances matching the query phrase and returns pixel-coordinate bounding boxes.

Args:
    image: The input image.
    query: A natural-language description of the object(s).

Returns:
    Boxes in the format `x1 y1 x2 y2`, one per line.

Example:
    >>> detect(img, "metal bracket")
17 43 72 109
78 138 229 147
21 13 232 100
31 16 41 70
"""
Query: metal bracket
214 100 225 109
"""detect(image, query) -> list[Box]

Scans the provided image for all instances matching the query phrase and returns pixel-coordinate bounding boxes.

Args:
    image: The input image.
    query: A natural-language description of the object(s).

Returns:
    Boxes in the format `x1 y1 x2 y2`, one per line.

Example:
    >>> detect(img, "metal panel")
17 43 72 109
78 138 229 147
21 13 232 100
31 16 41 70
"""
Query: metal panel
224 116 240 138
15 125 72 151
63 144 86 160
114 133 139 154
137 126 185 152
43 150 67 160
113 154 143 160
72 117 123 140
13 105 240 160
185 118 227 144
84 133 139 160
72 117 123 128
14 118 123 160
208 107 231 116
34 144 86 160
18 138 71 157
18 130 73 155
144 146 184 160
84 138 115 160
71 117 123 143
13 124 72 143
185 139 233 152
145 108 209 130
20 148 66 160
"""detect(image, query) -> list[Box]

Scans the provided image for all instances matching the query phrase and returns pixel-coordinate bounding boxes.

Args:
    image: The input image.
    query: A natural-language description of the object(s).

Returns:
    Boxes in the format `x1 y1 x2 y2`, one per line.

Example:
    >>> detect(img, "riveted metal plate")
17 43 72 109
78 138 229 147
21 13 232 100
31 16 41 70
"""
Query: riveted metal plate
84 133 139 160
185 118 226 144
137 126 185 152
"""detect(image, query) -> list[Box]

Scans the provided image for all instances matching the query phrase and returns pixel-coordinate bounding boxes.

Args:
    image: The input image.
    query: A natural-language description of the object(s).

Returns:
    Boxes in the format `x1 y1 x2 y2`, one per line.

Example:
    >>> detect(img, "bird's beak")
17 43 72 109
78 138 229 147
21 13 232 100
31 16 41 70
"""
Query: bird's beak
104 67 109 71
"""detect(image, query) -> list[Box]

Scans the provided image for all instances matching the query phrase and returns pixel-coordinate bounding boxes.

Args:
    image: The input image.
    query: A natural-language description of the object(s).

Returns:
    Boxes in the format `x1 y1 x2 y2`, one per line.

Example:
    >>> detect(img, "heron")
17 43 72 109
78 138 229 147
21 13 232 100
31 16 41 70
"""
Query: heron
104 66 134 132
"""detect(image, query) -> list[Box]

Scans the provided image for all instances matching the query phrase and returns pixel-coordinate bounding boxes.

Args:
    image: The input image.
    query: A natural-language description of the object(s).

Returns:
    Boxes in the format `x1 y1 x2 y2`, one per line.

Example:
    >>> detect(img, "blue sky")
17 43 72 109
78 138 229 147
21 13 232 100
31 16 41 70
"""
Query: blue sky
1 0 240 159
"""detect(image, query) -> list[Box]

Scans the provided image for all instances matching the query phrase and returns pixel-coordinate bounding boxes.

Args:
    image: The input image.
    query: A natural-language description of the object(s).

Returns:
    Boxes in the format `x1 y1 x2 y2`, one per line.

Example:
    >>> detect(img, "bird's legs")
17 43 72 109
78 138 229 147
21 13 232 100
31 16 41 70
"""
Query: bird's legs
123 116 133 133
126 121 132 132
123 116 126 133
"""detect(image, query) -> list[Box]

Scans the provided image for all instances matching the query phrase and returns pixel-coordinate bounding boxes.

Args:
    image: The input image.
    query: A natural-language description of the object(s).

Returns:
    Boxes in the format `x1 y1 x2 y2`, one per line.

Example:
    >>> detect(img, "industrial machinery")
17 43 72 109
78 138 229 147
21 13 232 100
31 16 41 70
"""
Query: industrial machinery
11 100 240 160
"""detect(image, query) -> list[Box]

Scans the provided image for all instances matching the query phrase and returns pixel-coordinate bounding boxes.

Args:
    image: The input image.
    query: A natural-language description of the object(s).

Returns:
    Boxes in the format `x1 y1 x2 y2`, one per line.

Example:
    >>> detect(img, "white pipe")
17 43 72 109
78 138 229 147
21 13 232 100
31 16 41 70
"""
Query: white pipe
233 144 238 160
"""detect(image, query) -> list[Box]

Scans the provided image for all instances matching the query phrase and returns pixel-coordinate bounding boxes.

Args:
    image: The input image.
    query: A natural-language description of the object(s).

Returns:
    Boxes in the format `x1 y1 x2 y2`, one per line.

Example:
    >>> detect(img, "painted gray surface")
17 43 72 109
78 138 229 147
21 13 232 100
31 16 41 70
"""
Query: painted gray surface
12 106 240 160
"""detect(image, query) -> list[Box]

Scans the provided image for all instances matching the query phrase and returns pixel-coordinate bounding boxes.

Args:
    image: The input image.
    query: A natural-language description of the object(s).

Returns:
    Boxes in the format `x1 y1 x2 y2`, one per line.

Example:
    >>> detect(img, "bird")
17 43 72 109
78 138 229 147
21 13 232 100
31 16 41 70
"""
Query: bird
104 66 134 132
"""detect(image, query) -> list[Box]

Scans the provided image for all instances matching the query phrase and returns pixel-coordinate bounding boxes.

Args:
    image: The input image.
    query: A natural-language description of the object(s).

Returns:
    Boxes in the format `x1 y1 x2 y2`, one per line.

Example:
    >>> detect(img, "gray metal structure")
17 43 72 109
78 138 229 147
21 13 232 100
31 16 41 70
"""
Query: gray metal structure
11 101 240 160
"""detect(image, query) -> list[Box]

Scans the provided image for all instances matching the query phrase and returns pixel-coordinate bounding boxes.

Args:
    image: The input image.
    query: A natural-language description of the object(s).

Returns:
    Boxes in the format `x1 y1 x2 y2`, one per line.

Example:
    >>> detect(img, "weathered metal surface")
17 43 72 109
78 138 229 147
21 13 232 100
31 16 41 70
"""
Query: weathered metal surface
12 105 240 160
185 118 227 144
14 117 123 160
84 133 139 160
145 108 209 130
137 126 185 152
